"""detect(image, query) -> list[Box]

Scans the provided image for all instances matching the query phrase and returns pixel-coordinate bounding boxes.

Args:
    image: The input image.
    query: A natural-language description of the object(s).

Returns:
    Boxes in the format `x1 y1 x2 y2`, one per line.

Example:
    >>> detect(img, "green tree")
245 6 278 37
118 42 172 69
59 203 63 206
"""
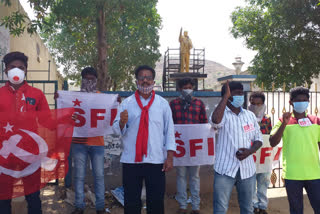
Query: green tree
231 0 320 90
1 0 161 90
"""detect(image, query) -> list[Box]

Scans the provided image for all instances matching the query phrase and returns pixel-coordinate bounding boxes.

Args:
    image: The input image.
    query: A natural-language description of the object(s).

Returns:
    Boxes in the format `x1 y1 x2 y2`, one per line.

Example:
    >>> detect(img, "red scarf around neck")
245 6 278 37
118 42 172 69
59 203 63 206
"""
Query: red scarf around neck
134 90 155 162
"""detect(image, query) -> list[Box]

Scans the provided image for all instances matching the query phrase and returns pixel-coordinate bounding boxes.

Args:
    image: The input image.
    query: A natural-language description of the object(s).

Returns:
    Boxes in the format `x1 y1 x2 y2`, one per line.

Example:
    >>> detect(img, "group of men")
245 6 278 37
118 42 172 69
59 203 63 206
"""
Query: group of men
0 51 319 214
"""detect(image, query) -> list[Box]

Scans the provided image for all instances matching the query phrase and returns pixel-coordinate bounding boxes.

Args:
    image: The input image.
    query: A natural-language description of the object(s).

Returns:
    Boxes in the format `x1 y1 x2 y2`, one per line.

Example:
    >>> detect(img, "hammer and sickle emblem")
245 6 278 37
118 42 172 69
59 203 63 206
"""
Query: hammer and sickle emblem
0 129 58 178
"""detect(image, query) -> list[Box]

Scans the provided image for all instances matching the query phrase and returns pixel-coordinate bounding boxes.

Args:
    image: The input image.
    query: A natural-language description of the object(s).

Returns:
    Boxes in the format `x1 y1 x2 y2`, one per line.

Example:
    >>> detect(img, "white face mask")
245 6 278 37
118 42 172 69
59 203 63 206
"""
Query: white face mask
182 89 193 96
7 68 25 85
248 104 266 121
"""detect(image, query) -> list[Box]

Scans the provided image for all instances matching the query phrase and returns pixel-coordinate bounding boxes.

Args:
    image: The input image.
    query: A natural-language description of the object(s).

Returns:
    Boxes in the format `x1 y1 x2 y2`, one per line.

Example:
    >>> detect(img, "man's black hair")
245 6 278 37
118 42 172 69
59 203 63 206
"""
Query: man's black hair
81 67 97 78
134 65 156 80
221 81 243 97
3 51 28 68
290 86 309 101
178 78 195 89
250 91 266 103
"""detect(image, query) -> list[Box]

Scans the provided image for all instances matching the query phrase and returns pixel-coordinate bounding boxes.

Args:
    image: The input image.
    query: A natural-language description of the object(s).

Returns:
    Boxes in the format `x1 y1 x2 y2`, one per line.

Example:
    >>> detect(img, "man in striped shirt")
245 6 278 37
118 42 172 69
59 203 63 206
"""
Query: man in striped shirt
211 81 263 214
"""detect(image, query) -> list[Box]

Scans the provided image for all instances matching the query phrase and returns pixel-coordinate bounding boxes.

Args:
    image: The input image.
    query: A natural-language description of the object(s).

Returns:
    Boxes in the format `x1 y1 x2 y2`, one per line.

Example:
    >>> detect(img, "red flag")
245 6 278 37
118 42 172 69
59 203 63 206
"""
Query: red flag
0 108 74 199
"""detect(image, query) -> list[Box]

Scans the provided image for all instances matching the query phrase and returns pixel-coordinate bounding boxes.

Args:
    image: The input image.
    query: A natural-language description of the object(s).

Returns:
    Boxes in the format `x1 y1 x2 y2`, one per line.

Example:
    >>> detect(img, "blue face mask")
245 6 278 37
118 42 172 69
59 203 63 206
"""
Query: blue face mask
293 101 309 113
230 96 244 108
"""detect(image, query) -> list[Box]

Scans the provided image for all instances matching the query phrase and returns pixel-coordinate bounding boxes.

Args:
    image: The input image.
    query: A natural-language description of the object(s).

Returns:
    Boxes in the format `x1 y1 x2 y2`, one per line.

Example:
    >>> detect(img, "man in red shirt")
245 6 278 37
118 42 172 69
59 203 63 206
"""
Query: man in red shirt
0 51 49 214
170 78 208 214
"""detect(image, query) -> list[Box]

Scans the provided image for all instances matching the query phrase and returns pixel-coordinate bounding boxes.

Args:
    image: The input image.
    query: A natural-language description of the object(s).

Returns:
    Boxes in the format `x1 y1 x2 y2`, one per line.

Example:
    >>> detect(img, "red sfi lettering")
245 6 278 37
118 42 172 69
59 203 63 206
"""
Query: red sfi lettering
110 109 118 126
91 109 106 128
208 138 214 156
174 140 185 158
190 139 203 157
74 108 86 127
273 147 282 161
260 147 273 164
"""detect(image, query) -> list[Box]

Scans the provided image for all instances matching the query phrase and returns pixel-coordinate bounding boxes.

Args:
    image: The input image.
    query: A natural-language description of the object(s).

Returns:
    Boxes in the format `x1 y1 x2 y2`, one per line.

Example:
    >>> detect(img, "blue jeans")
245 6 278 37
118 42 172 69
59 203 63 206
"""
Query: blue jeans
72 143 105 210
176 166 200 210
65 146 73 188
285 179 320 214
253 172 270 210
213 170 255 214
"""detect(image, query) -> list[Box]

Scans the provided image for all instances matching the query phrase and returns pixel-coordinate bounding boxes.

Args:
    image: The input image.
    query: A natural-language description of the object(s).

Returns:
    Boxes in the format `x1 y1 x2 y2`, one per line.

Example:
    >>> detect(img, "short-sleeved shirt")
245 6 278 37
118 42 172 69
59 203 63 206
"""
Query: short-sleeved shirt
170 98 208 124
270 114 320 180
211 107 263 179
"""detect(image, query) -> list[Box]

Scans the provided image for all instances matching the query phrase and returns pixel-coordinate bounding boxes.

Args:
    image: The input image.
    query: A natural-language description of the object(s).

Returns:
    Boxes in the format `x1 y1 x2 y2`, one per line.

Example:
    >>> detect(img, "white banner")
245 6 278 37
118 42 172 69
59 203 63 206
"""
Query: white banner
57 91 119 137
173 123 215 166
254 135 282 173
173 125 283 170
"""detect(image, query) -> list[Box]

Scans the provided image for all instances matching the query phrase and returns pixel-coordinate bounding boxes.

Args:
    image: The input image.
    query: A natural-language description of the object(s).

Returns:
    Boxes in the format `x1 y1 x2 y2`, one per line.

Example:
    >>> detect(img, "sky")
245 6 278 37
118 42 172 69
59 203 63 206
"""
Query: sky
20 0 255 70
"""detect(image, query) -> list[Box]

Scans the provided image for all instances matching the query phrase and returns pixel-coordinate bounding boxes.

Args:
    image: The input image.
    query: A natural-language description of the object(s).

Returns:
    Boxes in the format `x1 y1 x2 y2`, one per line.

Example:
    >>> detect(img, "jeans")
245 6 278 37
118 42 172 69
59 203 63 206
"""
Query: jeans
176 166 200 210
123 163 165 214
253 172 271 210
285 179 320 214
213 170 255 214
72 143 105 210
0 191 42 214
65 146 73 188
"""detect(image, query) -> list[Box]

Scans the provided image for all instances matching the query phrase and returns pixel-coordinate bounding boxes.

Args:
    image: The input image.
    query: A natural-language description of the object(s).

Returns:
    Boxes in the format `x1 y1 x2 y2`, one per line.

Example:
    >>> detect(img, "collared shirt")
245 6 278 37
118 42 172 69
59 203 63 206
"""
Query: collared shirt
112 93 176 164
170 97 208 124
210 107 263 179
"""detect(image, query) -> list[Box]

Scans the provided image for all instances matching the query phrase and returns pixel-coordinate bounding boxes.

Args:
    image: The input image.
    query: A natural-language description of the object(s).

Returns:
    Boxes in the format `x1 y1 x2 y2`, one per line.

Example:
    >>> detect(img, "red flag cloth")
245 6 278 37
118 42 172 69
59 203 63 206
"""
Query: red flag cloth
134 90 155 162
0 108 74 199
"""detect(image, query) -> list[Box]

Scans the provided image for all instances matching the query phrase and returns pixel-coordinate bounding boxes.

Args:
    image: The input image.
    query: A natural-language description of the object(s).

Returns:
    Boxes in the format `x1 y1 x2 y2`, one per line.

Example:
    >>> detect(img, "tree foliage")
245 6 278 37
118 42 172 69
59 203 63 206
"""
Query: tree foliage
1 0 161 91
231 0 320 90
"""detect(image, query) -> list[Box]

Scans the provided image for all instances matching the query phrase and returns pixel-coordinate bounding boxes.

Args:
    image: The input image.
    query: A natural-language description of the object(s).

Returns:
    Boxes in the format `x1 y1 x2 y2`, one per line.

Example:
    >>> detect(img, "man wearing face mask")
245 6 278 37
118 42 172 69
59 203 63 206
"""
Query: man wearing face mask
112 65 176 214
0 51 50 214
210 81 263 214
68 67 107 214
169 78 207 214
270 87 320 214
248 92 272 214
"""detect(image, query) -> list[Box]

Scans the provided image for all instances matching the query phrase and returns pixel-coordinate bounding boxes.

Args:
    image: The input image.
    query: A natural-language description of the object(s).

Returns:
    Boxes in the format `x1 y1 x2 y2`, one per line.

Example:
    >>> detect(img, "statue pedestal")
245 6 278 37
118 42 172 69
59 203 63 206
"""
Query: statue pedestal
217 75 256 91
169 72 207 91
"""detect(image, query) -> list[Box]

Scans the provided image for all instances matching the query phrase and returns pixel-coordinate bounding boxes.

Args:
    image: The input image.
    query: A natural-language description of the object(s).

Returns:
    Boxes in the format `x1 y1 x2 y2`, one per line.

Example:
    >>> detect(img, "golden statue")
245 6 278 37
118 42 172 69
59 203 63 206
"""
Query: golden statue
179 28 193 73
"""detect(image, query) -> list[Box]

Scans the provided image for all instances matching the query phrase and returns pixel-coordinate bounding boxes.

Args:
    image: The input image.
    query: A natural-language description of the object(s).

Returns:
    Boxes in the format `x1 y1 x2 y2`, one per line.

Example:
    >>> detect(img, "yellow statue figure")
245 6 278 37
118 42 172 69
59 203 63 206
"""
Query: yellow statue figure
179 28 193 73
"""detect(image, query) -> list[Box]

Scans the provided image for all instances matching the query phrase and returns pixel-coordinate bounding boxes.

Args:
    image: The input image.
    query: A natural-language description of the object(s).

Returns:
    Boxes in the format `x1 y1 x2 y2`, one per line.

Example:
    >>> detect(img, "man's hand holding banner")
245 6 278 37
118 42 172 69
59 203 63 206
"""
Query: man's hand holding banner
254 135 283 173
57 91 119 137
172 124 282 173
173 123 215 166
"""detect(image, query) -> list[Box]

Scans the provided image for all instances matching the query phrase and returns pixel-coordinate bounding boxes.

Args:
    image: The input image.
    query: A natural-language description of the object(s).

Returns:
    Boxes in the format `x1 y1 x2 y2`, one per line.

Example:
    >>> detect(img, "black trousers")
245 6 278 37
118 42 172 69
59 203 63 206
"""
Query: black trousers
285 179 320 214
122 163 165 214
0 191 42 214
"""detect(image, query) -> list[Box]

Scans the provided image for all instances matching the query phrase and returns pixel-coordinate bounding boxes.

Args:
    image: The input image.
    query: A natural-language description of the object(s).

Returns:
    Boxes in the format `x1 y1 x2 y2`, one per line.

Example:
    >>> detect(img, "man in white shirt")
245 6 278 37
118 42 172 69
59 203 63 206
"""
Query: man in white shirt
211 81 263 214
112 65 176 214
